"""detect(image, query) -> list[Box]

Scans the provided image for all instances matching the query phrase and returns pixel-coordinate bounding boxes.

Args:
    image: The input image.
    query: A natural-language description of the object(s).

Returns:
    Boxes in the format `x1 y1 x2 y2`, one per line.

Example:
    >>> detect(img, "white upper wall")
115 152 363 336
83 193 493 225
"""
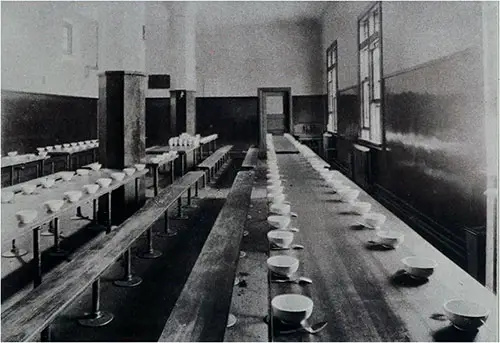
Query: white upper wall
196 19 323 97
321 1 483 91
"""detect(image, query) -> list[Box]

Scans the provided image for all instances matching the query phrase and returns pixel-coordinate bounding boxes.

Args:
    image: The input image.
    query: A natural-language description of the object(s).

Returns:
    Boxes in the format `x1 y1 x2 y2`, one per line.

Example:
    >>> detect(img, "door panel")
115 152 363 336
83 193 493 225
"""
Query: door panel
264 92 287 135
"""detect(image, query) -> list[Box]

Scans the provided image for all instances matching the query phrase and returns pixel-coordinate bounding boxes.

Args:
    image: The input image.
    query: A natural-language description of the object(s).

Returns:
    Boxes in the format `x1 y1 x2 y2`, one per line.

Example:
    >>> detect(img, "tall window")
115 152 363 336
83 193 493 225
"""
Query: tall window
358 2 382 144
326 41 338 133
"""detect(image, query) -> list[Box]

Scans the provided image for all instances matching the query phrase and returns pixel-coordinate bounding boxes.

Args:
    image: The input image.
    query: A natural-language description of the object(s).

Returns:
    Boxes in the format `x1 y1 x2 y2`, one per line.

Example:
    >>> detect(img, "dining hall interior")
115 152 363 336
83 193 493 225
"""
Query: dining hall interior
1 0 499 342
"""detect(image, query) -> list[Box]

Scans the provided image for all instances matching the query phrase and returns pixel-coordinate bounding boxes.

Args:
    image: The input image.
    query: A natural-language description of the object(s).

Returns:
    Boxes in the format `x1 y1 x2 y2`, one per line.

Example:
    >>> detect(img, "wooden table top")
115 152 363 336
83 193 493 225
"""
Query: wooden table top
269 153 497 342
48 146 97 156
143 153 178 167
146 145 198 154
1 168 147 244
200 134 218 144
272 136 299 154
1 155 48 169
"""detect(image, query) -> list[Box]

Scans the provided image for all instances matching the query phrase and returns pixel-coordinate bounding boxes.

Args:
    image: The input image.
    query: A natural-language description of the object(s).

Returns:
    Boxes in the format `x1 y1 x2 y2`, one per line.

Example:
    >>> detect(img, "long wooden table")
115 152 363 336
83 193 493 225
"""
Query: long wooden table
1 168 147 287
146 145 199 176
48 146 98 171
269 153 497 342
1 155 48 187
143 153 178 196
272 136 299 154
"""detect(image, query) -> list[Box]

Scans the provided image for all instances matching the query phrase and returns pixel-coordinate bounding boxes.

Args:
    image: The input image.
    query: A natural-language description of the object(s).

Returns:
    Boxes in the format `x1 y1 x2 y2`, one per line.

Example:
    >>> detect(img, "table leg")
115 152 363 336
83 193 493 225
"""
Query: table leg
153 165 159 196
181 154 186 175
114 248 143 286
48 217 68 257
77 279 114 327
107 193 112 233
170 161 175 184
135 177 140 206
156 210 177 237
33 228 42 288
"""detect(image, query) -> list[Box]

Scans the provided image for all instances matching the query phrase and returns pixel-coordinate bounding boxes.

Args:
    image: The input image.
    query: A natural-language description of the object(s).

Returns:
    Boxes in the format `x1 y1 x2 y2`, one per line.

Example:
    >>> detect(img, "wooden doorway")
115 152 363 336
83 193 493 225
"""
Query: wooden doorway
258 87 292 152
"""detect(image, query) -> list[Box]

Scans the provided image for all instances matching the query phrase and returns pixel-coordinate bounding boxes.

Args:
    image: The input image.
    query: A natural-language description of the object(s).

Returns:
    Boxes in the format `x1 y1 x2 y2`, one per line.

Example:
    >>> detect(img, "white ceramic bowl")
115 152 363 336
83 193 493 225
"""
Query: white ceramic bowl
38 151 48 157
7 151 18 157
150 157 161 164
70 142 78 147
123 168 135 176
89 163 102 171
376 230 404 248
267 192 285 203
267 230 294 248
351 201 372 215
45 146 54 151
96 178 112 188
43 199 64 213
1 191 14 203
59 171 75 181
76 169 89 176
21 184 37 195
271 294 313 324
268 215 291 229
63 143 71 148
83 184 100 194
110 172 125 181
267 179 282 187
328 179 344 190
364 213 386 228
443 299 489 331
54 145 62 149
134 164 146 171
338 189 360 203
36 147 45 152
267 255 299 277
270 202 291 215
64 191 83 203
402 256 437 279
15 209 38 224
267 184 284 194
40 178 55 188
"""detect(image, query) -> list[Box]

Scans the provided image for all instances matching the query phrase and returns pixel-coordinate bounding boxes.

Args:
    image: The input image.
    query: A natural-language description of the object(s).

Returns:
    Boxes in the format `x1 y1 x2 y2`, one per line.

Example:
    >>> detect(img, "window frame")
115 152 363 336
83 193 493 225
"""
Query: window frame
326 40 339 134
357 1 385 147
62 21 73 56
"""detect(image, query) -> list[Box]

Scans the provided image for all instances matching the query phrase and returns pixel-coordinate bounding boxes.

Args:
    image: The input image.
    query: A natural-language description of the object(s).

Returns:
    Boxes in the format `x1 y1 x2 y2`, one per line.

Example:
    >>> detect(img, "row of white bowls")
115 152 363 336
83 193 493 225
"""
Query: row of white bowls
264 139 315 325
168 133 201 147
5 163 146 225
148 151 178 164
283 134 490 331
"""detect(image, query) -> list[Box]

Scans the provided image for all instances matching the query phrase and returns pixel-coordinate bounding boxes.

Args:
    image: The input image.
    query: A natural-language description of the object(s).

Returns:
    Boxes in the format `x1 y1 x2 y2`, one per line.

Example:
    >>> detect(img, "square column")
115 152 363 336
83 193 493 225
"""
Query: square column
170 89 196 136
98 71 147 225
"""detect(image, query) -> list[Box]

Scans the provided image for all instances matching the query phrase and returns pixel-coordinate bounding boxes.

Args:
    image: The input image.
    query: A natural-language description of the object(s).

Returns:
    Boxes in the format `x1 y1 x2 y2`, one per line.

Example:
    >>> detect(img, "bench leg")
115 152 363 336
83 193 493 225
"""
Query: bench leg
78 279 114 327
137 227 162 259
183 188 198 209
114 248 143 286
171 197 188 220
157 210 178 237
153 166 159 196
48 217 68 257
2 239 28 258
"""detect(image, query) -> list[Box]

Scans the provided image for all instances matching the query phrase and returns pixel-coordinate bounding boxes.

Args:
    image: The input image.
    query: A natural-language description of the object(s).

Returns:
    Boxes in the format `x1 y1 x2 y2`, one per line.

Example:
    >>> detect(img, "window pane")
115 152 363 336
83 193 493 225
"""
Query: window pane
63 23 72 55
360 48 369 79
374 10 380 33
372 45 381 99
369 12 375 36
362 81 370 127
332 69 337 93
327 70 332 82
327 52 332 67
370 103 381 143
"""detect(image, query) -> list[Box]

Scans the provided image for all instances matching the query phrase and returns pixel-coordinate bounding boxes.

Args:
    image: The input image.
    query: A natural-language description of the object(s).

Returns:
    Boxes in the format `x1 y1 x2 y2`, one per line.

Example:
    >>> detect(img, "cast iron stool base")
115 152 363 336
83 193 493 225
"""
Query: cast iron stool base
78 311 114 327
113 275 143 288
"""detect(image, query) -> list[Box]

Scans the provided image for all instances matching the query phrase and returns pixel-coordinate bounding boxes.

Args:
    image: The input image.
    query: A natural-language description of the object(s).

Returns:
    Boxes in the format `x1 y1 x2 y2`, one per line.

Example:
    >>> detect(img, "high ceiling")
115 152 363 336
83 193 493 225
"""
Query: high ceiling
195 1 329 29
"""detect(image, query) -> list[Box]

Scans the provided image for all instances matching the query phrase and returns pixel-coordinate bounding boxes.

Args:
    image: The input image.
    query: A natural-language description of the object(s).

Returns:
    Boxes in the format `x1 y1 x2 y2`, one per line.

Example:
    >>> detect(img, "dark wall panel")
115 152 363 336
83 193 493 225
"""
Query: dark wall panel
292 95 325 134
146 98 170 148
380 47 486 235
196 97 259 146
1 90 97 155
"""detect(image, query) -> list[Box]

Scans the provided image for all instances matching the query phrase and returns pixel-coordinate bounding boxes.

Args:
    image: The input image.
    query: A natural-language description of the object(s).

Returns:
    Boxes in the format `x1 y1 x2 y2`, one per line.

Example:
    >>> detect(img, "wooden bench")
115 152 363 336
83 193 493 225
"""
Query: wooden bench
196 145 233 184
240 147 259 170
1 171 206 342
158 170 254 342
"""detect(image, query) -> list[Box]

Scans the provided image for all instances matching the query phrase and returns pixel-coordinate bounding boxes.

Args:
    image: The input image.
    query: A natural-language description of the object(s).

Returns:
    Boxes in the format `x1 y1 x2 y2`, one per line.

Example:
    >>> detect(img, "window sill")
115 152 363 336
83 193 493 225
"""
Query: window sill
355 139 385 151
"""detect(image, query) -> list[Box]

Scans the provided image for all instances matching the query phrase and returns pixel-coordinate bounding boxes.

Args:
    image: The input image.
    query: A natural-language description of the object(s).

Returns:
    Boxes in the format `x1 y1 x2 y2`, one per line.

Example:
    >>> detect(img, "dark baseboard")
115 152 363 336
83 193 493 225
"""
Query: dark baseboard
371 183 467 268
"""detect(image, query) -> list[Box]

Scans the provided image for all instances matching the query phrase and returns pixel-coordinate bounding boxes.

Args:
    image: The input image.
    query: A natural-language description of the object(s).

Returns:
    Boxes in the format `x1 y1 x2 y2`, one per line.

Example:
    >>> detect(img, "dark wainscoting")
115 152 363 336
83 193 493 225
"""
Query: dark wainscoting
1 90 98 155
380 47 486 237
196 95 326 150
146 98 171 148
330 48 486 278
292 95 326 135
